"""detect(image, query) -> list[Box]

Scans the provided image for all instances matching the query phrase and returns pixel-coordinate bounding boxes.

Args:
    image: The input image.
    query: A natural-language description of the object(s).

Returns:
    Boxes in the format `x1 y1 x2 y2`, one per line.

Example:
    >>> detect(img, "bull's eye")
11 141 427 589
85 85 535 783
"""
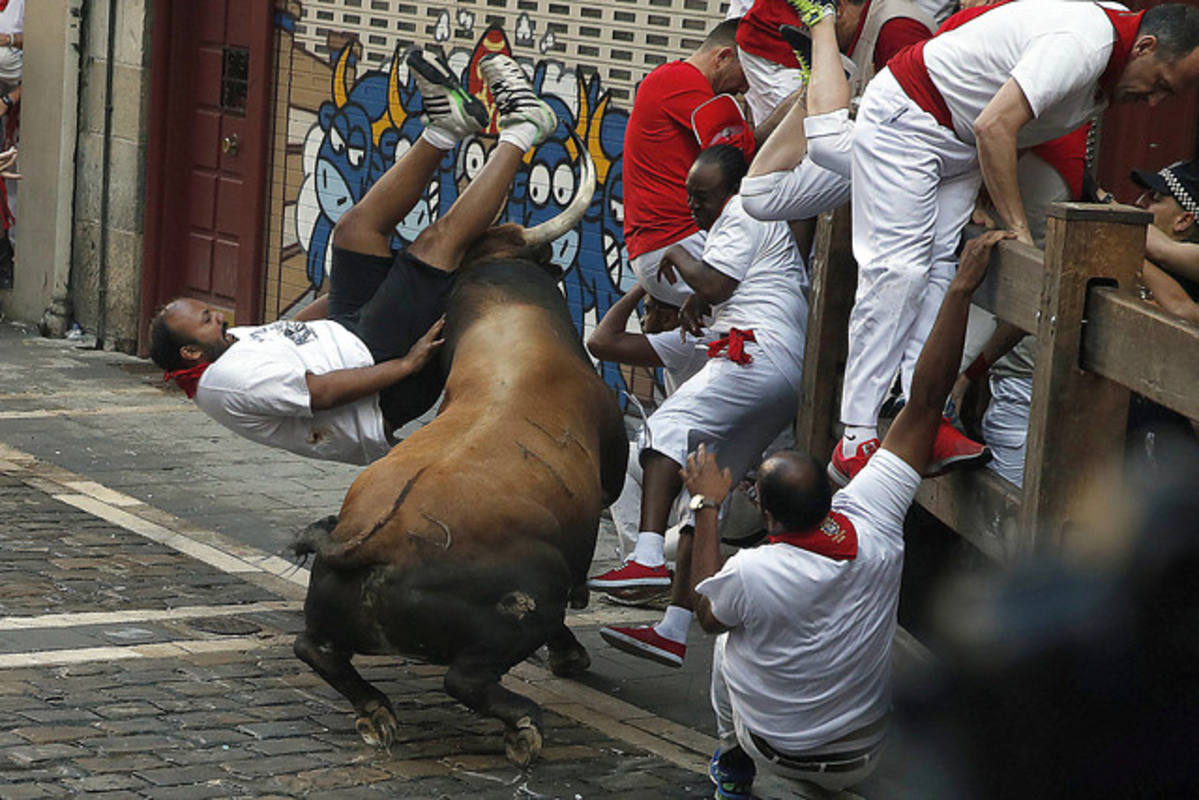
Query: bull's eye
329 127 346 154
553 162 575 206
529 163 551 206
463 139 486 181
347 146 365 168
394 138 412 165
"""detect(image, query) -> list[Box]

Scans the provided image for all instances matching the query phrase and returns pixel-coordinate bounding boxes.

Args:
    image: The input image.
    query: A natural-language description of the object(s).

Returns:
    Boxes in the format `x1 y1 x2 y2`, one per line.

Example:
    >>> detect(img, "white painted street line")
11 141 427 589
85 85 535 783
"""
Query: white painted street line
0 634 289 669
0 600 300 631
0 405 191 420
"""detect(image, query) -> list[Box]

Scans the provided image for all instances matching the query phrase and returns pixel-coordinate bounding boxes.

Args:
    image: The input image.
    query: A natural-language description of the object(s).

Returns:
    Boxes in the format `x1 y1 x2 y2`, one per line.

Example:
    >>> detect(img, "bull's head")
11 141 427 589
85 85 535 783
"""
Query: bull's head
463 130 596 272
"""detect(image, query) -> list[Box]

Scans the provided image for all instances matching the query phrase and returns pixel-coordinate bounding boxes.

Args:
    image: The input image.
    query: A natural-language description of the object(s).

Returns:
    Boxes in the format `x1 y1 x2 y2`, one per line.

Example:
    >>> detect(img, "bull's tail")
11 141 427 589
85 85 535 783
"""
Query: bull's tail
290 514 339 565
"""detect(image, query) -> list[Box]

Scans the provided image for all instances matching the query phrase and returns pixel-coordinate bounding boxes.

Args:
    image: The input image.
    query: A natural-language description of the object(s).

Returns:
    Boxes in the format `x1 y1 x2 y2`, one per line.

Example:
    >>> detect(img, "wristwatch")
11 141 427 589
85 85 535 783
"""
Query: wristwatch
689 494 719 512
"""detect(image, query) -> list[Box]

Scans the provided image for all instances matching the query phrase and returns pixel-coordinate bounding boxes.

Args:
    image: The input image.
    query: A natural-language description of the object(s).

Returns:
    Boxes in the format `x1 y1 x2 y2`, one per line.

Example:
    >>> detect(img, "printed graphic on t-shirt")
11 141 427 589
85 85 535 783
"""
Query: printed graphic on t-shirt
248 320 317 347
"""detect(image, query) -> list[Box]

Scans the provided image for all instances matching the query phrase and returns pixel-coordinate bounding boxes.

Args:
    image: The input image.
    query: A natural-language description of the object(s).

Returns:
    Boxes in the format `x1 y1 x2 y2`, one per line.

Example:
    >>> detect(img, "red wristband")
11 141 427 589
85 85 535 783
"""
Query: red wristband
963 354 990 382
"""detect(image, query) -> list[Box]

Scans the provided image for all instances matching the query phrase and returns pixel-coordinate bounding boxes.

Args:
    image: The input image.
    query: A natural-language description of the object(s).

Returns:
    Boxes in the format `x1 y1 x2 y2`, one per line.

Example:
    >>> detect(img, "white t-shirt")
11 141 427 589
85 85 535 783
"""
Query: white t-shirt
195 320 391 465
696 448 921 753
923 0 1120 148
0 0 22 83
702 195 809 389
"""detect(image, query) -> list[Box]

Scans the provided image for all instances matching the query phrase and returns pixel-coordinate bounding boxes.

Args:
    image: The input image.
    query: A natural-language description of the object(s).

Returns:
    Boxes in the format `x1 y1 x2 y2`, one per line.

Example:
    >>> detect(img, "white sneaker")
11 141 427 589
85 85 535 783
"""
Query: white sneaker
406 48 488 139
478 54 557 146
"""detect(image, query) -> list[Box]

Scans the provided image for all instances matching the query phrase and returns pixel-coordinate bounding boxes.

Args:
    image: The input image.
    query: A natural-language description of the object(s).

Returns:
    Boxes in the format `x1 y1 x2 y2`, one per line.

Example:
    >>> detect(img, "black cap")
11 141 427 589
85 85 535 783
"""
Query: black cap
1130 160 1199 215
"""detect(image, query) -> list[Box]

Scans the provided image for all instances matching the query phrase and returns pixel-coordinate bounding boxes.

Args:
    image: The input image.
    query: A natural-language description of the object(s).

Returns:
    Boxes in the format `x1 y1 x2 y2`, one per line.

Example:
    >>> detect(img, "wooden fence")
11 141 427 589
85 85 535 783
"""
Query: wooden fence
797 202 1198 561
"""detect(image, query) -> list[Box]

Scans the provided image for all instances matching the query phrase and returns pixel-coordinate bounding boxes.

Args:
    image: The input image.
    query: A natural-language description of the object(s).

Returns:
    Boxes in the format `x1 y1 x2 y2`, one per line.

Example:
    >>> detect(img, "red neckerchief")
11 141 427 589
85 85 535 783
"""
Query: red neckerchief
846 0 873 60
768 510 858 560
707 327 756 365
0 2 9 12
164 362 211 399
1097 8 1145 98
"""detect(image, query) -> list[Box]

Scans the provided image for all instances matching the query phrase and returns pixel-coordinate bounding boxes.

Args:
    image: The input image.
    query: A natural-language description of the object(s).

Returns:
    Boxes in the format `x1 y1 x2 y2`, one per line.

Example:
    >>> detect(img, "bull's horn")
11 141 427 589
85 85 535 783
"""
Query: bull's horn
523 130 596 247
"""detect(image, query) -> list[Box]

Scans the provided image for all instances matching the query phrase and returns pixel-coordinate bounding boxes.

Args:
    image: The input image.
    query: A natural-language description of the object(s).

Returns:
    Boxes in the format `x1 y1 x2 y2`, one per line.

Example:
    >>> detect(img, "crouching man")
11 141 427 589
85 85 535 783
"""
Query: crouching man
684 230 1013 797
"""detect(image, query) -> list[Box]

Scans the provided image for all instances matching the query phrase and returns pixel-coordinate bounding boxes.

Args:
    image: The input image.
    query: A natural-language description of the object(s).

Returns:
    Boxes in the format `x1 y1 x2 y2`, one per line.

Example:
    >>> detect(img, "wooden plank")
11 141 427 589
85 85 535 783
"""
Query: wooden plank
1018 203 1149 554
965 229 1044 334
1082 288 1199 421
796 205 856 462
915 468 1022 562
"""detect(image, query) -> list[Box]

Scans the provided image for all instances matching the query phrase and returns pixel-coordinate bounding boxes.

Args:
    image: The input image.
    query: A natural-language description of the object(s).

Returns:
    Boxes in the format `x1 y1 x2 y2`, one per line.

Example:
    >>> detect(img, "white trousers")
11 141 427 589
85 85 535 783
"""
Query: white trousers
983 373 1032 488
842 70 981 426
710 635 884 792
804 108 855 179
630 231 706 307
740 50 806 128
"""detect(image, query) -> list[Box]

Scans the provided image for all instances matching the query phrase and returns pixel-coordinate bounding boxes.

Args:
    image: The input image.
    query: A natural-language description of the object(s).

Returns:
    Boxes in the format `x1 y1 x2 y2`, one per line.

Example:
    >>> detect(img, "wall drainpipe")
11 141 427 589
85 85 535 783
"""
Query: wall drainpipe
95 0 117 348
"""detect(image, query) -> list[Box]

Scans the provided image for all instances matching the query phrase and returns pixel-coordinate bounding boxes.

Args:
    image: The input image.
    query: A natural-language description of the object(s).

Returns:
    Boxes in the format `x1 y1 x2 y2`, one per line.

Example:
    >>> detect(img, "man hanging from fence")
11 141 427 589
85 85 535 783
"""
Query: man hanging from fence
688 230 1012 799
585 144 809 667
149 50 558 464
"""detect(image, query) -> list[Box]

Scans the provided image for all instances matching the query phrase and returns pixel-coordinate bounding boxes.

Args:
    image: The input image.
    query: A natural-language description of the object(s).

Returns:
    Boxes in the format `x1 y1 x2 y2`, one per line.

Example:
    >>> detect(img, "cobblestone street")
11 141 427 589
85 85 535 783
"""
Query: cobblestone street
0 323 912 798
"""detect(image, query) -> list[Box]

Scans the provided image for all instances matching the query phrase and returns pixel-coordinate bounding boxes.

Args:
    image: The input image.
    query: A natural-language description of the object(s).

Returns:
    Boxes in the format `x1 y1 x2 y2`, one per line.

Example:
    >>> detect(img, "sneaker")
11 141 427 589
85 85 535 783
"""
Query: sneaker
925 417 991 477
828 436 880 488
784 0 835 28
406 48 488 138
478 54 557 146
709 747 756 800
587 560 672 591
778 24 813 85
599 624 685 668
604 585 672 608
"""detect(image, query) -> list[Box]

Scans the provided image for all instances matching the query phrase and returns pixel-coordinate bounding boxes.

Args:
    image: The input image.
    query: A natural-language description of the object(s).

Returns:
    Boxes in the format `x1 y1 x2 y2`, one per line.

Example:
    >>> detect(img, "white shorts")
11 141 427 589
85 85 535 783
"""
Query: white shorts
641 337 799 497
630 231 706 307
739 50 807 128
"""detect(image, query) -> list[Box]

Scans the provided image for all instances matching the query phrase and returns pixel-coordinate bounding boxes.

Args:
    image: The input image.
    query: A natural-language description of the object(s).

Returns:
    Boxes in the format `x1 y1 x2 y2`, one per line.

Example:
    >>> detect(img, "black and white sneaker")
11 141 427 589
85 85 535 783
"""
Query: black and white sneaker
478 54 557 146
406 48 488 139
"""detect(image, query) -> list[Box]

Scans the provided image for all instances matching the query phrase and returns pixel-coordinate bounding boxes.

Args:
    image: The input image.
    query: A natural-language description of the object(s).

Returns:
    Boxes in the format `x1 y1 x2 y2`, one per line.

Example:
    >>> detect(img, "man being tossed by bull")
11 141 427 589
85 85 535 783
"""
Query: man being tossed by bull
586 144 809 666
149 50 558 464
688 230 1014 798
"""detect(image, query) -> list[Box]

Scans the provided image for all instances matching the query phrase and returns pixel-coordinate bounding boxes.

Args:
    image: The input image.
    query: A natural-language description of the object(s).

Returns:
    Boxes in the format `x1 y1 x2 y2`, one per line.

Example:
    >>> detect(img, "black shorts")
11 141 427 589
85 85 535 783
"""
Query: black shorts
326 246 455 430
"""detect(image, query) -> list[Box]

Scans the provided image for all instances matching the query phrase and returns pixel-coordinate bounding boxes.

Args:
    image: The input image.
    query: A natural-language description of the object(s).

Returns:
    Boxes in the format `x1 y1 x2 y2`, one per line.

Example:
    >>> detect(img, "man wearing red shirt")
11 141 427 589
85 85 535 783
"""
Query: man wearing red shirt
624 19 755 308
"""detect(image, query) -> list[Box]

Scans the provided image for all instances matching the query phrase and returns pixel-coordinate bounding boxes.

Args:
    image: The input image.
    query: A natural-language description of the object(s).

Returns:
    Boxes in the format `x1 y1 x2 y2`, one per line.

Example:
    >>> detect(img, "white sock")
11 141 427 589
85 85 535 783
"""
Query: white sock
842 426 877 457
499 123 538 153
420 125 457 152
654 605 693 644
631 531 666 567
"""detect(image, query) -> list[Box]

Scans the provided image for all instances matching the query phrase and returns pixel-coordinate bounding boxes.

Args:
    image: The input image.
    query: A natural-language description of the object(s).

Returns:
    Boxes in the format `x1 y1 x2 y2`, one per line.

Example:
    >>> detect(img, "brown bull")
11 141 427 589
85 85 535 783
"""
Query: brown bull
292 149 628 766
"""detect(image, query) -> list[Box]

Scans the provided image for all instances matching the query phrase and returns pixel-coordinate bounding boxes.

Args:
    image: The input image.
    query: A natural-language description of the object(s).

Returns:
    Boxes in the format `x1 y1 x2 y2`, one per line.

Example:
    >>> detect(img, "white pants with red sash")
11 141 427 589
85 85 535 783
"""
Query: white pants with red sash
641 331 799 519
841 68 981 428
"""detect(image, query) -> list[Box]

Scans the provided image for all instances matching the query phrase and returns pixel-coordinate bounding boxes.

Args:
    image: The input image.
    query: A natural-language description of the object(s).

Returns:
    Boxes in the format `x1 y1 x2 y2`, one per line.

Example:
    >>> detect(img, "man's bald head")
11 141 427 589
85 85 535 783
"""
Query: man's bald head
757 450 832 531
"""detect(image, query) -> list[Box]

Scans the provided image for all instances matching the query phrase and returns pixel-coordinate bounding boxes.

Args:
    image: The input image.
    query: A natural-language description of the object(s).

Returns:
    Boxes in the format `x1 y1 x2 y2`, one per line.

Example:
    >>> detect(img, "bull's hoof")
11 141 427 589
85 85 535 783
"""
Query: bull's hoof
548 641 590 678
504 716 543 767
355 700 398 752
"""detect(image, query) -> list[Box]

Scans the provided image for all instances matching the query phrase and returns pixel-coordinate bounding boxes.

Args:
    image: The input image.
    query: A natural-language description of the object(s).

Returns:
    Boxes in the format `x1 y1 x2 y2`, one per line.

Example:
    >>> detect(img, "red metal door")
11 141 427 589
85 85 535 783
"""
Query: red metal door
142 0 273 336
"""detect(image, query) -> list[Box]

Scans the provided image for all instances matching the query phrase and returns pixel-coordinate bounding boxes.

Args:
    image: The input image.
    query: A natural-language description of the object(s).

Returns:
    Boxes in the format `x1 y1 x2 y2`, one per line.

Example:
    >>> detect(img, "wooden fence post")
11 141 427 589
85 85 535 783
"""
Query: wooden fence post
1018 202 1151 554
796 204 856 461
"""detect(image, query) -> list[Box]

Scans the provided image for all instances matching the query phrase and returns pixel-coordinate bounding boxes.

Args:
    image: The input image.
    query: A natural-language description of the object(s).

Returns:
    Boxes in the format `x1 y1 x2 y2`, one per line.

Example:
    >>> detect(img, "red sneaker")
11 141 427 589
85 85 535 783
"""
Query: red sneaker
828 436 880 487
926 417 991 477
599 624 685 668
587 561 672 591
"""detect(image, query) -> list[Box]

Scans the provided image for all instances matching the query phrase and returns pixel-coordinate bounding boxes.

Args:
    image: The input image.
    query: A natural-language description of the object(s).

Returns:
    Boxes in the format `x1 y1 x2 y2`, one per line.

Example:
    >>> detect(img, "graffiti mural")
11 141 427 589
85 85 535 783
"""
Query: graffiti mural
273 20 650 405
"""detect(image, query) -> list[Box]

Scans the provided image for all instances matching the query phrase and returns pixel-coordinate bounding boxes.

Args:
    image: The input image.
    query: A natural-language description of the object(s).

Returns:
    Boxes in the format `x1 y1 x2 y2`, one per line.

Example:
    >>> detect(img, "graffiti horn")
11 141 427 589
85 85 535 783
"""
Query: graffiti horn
523 130 595 247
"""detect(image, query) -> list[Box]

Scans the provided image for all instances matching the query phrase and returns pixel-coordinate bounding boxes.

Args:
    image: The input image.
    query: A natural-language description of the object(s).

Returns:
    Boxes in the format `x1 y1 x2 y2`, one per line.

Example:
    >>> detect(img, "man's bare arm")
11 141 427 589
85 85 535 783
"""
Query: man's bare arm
974 79 1035 246
586 285 664 367
1145 225 1199 285
658 246 738 305
884 231 1014 472
680 443 732 635
293 295 330 322
748 91 808 178
1143 261 1199 325
305 317 443 410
